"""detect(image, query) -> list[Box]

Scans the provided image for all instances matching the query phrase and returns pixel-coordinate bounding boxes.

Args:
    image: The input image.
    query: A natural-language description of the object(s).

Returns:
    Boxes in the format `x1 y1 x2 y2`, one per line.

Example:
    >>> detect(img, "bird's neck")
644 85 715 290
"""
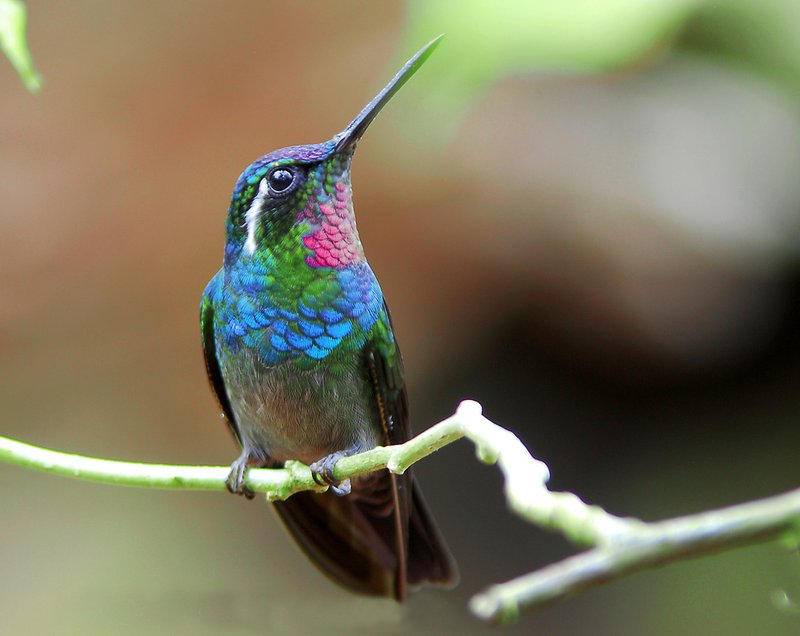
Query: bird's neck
299 181 365 270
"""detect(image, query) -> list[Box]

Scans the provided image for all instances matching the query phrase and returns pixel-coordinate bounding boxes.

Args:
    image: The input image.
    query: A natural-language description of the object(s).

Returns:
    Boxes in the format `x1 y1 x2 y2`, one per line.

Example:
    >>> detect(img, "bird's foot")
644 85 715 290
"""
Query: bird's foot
226 452 263 499
310 451 352 496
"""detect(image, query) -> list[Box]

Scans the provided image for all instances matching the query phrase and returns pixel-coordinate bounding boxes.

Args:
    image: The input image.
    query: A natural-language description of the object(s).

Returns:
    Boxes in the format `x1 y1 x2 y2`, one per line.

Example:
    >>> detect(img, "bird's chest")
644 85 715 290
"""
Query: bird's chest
220 348 378 464
213 258 385 463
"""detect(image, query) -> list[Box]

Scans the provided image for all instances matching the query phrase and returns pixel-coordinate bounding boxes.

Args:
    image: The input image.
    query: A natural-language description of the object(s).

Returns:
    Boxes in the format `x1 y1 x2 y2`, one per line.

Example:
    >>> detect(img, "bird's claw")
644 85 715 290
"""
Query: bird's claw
329 480 352 496
310 452 352 496
226 455 256 499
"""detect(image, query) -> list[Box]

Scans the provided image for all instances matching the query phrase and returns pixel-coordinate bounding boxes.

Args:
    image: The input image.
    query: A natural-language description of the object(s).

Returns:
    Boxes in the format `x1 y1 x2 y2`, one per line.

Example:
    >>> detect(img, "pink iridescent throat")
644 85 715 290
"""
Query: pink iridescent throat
300 182 365 269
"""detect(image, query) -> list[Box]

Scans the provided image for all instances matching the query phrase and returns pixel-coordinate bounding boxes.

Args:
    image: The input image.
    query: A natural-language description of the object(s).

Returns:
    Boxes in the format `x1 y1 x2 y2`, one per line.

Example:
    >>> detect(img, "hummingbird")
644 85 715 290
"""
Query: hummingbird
200 36 457 600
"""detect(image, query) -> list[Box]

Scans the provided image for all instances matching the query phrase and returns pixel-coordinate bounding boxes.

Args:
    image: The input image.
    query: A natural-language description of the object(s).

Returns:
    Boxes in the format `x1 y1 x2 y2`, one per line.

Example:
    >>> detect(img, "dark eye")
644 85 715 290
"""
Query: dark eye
267 168 295 194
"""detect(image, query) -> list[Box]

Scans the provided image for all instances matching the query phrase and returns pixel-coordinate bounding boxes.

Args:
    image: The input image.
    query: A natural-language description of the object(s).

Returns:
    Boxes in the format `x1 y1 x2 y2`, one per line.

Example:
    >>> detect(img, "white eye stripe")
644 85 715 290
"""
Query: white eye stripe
243 178 270 255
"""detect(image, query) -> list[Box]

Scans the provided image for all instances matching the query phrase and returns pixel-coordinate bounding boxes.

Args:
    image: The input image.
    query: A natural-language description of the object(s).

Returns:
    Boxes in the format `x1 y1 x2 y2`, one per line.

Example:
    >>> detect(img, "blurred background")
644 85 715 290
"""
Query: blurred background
2 1 800 634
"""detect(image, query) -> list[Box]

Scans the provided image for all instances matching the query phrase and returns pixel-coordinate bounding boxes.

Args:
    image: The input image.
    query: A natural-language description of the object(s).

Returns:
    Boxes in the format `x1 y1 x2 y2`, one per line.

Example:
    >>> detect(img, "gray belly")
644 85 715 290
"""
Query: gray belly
224 350 380 465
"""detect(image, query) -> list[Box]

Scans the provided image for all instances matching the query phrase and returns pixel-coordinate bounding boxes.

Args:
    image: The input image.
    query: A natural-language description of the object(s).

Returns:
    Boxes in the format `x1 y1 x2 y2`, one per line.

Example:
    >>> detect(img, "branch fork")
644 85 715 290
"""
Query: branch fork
1 400 798 624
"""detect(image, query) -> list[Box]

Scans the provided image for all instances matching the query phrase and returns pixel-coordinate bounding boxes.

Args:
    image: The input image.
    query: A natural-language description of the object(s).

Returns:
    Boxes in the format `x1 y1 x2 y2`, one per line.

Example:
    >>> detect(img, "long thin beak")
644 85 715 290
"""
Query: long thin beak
333 35 443 154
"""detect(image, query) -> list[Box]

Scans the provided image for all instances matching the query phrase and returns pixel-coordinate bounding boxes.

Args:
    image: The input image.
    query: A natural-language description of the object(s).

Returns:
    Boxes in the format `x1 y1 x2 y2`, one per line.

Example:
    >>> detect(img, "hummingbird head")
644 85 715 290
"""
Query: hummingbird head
223 36 442 270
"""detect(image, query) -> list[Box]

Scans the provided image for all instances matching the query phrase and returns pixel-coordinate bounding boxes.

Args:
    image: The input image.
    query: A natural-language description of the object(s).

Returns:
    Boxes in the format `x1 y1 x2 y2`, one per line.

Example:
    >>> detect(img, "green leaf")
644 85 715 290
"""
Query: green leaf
0 0 41 92
399 0 703 134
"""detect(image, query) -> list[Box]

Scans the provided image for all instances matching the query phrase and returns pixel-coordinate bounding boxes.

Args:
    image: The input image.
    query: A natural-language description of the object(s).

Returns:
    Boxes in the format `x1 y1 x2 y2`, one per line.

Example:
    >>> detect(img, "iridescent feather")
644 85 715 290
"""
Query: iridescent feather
200 36 456 600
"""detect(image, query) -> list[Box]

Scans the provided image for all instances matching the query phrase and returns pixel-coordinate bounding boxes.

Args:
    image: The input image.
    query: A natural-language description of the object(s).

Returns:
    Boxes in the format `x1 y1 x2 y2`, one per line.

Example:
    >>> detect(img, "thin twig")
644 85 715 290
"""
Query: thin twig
470 487 800 623
1 400 798 625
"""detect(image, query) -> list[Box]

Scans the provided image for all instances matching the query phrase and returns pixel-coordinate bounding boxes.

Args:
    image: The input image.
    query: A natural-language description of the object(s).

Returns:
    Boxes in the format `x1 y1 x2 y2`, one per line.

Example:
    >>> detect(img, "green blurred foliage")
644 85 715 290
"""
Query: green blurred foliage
0 0 40 91
402 0 702 114
684 0 800 92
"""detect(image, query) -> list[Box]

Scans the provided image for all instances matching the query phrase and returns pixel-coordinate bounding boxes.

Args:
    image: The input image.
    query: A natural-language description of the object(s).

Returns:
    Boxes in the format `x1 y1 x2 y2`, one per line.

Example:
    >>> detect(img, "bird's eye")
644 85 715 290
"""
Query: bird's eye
267 168 295 194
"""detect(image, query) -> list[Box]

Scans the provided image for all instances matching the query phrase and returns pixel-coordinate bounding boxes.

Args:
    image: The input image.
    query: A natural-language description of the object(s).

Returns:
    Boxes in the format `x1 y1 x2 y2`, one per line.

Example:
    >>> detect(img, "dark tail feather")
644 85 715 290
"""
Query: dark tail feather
271 472 457 600
272 489 398 598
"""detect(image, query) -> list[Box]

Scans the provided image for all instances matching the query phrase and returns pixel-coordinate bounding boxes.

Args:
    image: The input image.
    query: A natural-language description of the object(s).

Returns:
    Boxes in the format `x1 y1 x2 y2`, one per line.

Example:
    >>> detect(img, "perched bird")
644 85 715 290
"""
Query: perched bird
200 37 457 600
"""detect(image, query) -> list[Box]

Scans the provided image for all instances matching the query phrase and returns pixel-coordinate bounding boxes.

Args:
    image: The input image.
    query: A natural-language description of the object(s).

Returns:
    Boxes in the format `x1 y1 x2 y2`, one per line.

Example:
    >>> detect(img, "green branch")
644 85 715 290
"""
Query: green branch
470 486 800 623
2 400 799 625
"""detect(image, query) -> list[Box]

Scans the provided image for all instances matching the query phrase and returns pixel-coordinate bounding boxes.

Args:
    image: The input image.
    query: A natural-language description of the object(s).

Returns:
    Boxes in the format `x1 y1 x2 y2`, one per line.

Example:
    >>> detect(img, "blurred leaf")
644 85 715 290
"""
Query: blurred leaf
779 522 800 551
0 0 41 92
400 0 704 134
683 0 800 92
771 589 800 615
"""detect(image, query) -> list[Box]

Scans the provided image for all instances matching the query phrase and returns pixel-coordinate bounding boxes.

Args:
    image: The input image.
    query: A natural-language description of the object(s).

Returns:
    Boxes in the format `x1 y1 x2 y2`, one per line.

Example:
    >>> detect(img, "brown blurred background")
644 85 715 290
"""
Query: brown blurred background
2 1 800 634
